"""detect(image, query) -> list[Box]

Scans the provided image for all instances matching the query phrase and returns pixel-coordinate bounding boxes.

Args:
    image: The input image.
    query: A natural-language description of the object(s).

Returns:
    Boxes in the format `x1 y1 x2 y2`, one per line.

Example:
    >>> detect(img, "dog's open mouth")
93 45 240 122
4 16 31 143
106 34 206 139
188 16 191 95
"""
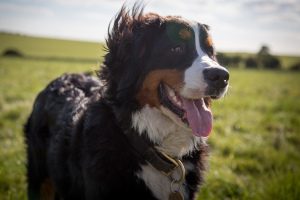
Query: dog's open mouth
159 83 212 137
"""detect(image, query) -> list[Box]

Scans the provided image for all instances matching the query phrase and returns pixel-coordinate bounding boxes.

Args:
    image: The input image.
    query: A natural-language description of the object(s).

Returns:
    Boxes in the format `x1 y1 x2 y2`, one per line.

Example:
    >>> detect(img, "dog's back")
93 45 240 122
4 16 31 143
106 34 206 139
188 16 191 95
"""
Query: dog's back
25 73 160 200
25 72 165 200
24 73 101 199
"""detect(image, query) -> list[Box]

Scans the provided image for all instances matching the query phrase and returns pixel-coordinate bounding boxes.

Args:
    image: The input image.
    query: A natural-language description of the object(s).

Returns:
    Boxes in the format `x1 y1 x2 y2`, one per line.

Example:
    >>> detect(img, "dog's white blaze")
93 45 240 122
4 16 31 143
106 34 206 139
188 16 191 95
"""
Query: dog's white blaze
192 21 205 58
181 20 222 98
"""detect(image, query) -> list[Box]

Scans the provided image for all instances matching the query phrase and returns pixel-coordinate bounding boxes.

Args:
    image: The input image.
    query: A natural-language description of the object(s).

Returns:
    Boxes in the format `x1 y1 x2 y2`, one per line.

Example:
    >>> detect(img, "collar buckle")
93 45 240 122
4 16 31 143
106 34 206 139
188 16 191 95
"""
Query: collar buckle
160 152 180 176
160 152 185 184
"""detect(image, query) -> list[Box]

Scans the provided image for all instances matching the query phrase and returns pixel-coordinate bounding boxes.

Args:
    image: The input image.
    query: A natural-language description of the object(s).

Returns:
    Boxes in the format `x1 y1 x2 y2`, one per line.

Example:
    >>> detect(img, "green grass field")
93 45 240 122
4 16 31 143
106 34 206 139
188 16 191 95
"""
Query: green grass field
0 34 300 200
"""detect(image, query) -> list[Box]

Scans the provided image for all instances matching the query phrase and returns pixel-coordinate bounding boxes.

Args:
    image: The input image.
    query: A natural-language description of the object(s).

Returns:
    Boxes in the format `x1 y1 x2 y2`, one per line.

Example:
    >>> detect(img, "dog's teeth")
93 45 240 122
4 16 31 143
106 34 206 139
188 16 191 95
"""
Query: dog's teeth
177 101 182 107
169 89 175 97
172 96 177 103
172 96 182 107
176 98 182 107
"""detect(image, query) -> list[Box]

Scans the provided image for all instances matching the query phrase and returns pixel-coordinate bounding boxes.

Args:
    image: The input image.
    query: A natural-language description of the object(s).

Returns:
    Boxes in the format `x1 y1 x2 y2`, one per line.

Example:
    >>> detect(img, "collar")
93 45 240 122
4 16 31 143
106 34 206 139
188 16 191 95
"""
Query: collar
126 129 185 179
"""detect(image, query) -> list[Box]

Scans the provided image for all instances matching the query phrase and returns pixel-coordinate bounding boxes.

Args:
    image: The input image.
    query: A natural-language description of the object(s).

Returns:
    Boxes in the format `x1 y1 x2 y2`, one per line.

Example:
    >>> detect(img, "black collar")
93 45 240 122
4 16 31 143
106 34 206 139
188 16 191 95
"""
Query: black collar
126 129 181 176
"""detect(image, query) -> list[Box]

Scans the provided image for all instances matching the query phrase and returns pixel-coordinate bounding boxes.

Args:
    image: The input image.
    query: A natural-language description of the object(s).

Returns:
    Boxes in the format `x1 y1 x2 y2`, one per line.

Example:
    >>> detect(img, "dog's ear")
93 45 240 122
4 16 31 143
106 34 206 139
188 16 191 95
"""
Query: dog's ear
203 24 210 31
116 14 163 92
106 5 164 96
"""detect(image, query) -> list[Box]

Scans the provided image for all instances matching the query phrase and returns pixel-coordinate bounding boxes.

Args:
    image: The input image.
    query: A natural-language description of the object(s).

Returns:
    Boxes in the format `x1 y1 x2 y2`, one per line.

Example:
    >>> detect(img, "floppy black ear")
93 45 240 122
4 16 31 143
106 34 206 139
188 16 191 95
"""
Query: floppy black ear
203 24 210 31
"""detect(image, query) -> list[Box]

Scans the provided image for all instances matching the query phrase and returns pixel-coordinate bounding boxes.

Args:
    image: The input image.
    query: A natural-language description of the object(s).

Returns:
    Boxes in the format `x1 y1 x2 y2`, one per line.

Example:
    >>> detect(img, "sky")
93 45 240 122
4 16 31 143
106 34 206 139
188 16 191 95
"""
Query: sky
0 0 300 55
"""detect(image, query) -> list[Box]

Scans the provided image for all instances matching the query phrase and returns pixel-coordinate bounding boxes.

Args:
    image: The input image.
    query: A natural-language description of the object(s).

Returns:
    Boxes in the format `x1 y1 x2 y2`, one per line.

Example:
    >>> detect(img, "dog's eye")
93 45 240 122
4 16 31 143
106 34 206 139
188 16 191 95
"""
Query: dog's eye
171 46 183 53
208 46 214 56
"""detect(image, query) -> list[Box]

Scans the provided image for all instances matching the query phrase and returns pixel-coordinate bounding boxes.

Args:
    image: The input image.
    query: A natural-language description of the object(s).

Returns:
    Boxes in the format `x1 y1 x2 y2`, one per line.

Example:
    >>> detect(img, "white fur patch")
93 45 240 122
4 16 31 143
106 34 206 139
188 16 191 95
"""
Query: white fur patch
132 106 205 158
136 161 195 200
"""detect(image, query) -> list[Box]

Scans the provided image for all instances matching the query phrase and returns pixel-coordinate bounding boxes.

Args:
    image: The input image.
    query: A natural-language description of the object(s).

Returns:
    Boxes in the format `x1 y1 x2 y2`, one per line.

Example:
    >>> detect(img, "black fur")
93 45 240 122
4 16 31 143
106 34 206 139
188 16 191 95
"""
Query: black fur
25 5 209 200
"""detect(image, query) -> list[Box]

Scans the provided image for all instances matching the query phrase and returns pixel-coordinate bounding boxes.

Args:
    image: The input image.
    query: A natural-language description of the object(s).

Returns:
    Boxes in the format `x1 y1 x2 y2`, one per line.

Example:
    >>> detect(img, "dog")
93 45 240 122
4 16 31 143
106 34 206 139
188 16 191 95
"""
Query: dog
24 4 229 200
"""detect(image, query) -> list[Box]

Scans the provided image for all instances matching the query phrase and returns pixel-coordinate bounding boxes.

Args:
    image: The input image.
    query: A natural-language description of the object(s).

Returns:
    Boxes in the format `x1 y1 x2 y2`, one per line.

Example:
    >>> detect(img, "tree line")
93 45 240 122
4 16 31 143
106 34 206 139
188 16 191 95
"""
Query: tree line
217 45 300 70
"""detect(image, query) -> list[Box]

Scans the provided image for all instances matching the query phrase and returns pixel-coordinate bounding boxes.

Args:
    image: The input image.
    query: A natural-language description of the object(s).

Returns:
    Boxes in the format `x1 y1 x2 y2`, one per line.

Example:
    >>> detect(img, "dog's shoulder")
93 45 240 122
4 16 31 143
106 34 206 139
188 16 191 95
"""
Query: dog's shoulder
70 100 159 199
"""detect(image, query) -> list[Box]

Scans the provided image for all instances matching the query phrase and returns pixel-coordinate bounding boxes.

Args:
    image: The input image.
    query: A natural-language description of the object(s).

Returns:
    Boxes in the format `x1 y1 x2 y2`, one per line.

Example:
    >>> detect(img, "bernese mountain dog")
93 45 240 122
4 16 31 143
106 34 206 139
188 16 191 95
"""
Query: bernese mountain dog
24 4 229 200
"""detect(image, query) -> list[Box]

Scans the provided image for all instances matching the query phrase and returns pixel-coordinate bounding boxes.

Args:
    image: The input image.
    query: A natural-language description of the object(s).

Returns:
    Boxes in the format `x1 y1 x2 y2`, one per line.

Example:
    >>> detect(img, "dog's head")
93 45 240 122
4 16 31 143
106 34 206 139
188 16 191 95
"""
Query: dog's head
100 5 229 148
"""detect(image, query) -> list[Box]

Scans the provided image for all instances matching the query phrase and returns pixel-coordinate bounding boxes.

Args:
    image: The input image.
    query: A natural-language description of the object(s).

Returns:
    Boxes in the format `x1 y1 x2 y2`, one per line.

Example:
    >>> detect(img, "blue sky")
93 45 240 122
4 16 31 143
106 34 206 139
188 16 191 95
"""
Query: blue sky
0 0 299 55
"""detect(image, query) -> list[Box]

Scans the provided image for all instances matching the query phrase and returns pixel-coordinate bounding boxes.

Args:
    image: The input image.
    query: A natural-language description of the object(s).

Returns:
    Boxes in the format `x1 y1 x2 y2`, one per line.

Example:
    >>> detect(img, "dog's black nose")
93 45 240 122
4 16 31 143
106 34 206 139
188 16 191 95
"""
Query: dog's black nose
203 67 229 88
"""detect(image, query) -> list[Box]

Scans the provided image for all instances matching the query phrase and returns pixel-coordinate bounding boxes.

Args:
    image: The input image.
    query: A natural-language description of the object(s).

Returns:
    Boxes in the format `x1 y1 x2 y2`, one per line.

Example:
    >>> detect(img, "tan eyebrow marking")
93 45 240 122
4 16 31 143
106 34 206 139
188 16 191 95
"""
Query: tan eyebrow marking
179 29 191 40
205 36 213 47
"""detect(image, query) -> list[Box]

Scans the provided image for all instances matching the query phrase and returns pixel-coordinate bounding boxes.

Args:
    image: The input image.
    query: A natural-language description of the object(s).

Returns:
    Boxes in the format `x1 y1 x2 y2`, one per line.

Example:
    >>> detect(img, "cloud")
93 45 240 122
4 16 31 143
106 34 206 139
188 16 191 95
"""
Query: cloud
0 1 53 15
258 11 300 25
252 2 279 12
80 11 106 20
241 0 300 14
41 0 124 8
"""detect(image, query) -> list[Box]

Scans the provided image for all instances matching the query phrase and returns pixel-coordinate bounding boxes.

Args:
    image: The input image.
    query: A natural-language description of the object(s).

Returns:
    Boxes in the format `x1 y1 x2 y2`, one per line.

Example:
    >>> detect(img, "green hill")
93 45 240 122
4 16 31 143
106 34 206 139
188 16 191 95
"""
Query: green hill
0 33 105 61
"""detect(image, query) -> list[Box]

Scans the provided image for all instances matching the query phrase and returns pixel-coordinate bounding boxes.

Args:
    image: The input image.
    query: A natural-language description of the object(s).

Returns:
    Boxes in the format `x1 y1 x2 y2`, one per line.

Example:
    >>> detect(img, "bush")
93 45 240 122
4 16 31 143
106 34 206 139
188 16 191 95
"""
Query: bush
245 57 259 68
290 62 300 71
217 53 231 66
2 49 23 57
217 53 242 68
259 55 281 69
257 45 281 69
231 56 242 65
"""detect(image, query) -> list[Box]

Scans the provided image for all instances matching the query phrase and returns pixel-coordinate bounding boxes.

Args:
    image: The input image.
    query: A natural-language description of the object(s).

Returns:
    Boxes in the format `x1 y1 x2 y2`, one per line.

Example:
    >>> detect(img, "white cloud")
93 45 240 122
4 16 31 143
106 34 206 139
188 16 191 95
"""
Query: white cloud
0 1 53 15
80 11 108 20
252 3 279 12
258 11 300 25
41 0 125 8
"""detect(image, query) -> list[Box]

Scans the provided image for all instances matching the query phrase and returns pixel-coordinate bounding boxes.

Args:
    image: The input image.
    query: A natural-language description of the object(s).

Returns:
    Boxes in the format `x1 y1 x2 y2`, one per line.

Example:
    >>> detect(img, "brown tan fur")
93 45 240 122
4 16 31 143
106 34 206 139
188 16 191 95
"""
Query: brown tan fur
135 69 184 107
40 177 55 200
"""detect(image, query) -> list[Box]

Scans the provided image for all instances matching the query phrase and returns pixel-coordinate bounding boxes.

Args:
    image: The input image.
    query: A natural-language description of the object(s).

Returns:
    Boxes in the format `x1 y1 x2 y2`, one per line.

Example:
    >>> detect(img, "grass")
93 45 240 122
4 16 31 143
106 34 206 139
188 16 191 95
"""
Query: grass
0 33 300 199
198 69 300 199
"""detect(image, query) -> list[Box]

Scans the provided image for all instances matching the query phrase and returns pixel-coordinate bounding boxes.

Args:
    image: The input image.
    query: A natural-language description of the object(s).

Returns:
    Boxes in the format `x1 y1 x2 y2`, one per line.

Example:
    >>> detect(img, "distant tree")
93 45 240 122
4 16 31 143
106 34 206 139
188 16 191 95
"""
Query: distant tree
3 49 23 57
257 45 281 69
258 45 270 56
290 62 300 71
216 53 241 68
245 57 258 68
231 56 242 65
263 56 281 69
216 53 231 66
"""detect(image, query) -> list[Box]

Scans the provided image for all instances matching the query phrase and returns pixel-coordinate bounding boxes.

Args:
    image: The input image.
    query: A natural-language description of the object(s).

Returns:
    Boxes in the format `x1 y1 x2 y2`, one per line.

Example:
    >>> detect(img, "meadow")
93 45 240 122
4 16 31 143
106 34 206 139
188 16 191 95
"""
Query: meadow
0 34 300 199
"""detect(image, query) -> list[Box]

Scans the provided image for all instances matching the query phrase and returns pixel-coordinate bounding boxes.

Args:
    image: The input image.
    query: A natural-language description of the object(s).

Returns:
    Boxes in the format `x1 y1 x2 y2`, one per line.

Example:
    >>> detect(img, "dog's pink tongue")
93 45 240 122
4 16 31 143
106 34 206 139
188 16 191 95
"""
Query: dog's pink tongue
182 98 212 137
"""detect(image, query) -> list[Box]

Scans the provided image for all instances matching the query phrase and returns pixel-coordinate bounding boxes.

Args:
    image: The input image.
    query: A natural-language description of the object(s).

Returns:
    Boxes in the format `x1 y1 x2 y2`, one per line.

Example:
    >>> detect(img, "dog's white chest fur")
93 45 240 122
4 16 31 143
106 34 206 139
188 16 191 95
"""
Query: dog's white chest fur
131 100 206 200
132 106 204 158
